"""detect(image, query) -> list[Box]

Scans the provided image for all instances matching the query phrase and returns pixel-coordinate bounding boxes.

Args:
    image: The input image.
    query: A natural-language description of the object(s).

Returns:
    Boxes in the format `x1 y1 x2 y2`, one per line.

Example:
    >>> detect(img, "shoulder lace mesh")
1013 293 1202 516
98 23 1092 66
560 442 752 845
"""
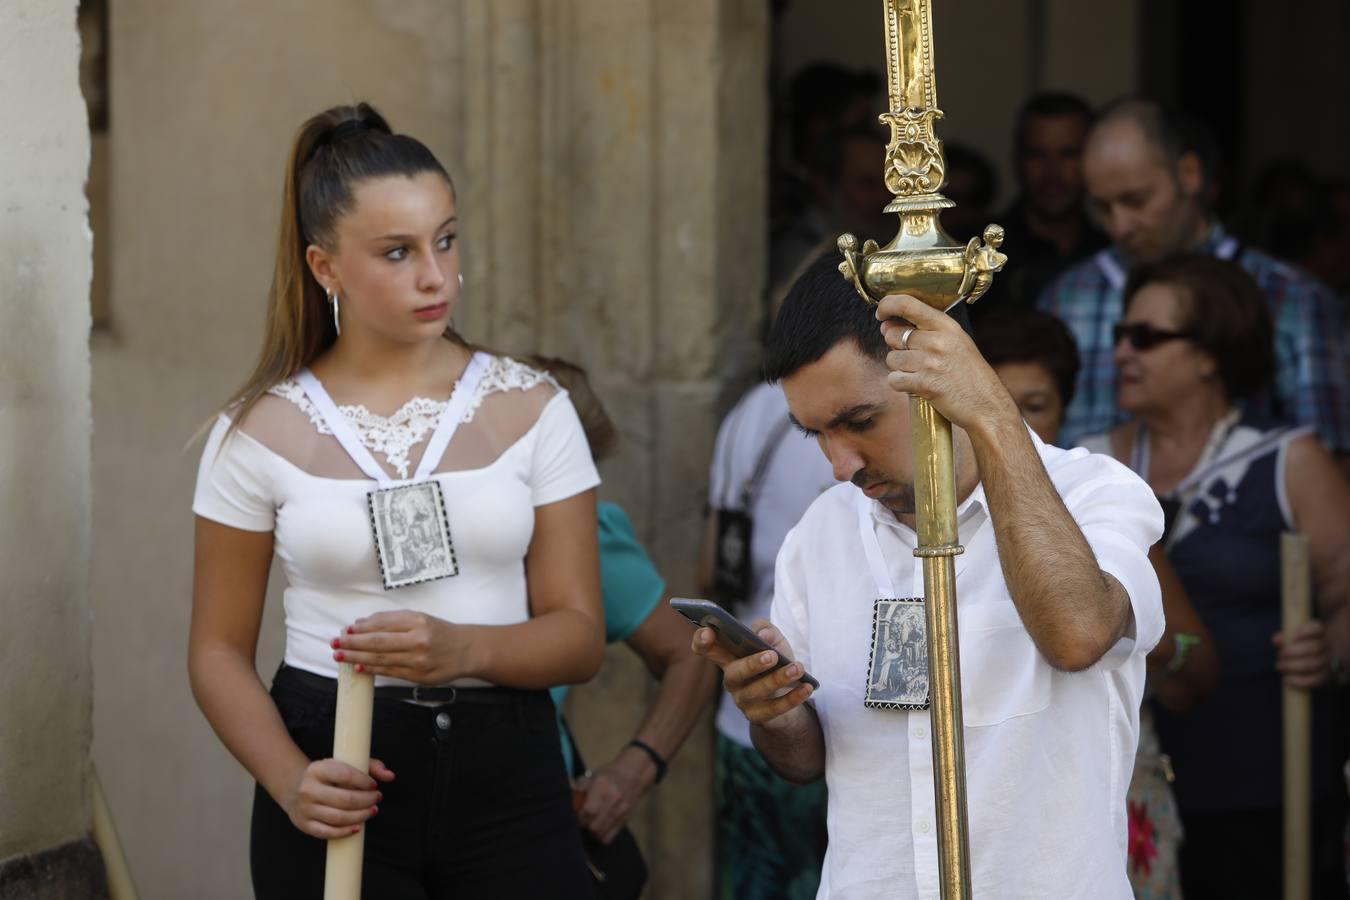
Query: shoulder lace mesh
466 355 558 419
266 354 559 479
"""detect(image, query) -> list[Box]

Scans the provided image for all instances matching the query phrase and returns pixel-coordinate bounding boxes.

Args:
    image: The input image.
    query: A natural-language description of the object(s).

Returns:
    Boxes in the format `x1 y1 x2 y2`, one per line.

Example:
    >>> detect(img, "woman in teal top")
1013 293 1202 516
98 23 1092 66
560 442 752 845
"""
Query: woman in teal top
549 501 676 774
535 357 718 848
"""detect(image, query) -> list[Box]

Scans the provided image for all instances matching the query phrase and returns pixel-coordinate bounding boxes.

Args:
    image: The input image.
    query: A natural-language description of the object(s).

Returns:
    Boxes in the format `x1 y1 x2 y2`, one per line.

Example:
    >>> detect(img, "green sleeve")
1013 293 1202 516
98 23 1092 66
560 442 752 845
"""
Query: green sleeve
597 501 667 643
550 503 666 774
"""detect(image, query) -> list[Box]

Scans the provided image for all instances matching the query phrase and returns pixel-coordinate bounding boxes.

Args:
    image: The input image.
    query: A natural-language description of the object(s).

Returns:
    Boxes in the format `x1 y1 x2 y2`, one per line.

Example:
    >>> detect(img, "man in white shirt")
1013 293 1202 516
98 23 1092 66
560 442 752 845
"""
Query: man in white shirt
692 254 1165 899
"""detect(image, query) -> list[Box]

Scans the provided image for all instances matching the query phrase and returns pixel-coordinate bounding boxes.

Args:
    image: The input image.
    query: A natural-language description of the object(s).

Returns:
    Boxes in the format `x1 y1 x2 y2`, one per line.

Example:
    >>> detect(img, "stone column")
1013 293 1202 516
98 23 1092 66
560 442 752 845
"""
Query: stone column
94 1 766 896
0 2 102 897
459 5 769 896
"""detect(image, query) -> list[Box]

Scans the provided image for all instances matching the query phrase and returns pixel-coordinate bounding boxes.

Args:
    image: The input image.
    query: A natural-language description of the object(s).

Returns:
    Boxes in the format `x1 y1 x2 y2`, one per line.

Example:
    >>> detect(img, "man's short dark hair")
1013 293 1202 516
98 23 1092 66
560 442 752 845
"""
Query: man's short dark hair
764 250 890 383
972 309 1081 409
1013 91 1095 157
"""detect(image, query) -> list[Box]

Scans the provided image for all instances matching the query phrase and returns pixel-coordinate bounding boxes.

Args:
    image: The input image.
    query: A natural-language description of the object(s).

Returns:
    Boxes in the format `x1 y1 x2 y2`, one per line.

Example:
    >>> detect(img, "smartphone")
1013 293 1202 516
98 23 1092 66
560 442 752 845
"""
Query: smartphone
669 597 819 689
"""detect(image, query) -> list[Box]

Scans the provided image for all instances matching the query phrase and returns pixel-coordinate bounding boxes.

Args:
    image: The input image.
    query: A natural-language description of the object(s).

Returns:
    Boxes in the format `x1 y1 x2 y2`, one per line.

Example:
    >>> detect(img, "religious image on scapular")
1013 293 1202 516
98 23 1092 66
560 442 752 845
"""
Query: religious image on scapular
865 598 929 710
368 480 458 589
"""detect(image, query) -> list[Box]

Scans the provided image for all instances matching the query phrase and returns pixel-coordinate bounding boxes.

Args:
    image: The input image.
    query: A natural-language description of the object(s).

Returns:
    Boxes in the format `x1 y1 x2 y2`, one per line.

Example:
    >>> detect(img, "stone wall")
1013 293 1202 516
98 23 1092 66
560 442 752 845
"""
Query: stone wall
0 0 97 893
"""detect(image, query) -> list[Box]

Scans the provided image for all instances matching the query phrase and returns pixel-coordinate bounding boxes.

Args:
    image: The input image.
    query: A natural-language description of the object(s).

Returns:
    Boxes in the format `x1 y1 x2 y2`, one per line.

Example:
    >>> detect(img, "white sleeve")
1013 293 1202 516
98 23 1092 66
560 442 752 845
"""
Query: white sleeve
707 401 744 510
768 526 812 671
192 415 277 532
1062 459 1166 670
530 392 602 507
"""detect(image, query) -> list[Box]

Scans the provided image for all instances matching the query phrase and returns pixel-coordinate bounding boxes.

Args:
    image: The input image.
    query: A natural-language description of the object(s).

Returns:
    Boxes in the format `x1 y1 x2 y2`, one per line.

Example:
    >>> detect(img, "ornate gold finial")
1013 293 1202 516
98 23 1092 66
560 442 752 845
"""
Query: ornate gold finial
838 0 1006 308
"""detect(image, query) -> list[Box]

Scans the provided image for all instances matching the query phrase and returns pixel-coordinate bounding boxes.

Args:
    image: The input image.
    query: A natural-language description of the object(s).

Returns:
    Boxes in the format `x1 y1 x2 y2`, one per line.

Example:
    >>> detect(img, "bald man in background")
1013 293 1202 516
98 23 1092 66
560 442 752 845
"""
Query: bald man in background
1038 98 1350 457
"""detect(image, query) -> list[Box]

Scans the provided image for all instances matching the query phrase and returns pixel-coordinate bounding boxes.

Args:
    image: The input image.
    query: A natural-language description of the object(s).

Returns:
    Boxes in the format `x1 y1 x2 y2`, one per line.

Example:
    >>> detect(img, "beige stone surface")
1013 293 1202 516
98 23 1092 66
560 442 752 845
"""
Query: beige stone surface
0 0 93 865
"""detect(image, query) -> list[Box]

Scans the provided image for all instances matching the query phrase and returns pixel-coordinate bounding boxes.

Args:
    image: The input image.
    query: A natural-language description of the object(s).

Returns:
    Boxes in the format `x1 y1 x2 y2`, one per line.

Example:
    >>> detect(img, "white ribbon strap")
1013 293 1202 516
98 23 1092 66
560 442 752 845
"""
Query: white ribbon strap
413 352 489 481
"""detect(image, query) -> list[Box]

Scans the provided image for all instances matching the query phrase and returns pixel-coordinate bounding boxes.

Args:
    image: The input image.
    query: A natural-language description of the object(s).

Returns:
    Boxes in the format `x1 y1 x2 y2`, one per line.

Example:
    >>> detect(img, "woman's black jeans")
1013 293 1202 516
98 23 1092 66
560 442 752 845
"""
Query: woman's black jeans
250 665 594 899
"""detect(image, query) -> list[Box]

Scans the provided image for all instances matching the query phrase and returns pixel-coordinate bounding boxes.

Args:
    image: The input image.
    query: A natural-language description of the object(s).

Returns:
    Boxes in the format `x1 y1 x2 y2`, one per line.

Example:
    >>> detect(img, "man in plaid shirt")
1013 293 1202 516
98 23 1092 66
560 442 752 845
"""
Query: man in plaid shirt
1039 99 1350 454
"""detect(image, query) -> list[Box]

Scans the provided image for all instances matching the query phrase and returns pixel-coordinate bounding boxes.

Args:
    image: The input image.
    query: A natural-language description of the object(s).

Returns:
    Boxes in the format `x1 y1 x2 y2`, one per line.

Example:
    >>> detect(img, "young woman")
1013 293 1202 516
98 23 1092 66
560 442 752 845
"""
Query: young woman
188 103 604 898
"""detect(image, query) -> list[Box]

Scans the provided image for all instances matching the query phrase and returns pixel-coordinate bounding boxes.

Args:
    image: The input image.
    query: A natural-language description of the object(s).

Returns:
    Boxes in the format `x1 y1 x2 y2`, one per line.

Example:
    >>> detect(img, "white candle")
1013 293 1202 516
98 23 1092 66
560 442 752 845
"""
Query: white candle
1281 532 1311 900
324 662 375 900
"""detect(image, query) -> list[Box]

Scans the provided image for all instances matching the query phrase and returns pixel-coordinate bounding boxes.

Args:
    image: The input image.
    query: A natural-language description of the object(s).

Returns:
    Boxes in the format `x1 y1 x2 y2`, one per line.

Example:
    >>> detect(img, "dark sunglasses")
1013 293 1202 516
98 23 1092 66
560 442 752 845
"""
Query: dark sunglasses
1112 322 1197 351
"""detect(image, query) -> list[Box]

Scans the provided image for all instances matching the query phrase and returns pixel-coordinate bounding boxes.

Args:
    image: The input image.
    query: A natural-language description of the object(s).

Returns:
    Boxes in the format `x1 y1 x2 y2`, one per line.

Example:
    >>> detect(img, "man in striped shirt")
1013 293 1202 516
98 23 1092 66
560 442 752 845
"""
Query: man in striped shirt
1038 98 1349 456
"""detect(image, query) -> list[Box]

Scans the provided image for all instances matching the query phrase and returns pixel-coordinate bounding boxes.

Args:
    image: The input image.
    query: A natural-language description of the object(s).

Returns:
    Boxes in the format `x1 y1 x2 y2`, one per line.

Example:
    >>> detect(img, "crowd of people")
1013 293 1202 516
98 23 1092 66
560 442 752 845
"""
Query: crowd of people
750 68 1350 899
187 77 1349 899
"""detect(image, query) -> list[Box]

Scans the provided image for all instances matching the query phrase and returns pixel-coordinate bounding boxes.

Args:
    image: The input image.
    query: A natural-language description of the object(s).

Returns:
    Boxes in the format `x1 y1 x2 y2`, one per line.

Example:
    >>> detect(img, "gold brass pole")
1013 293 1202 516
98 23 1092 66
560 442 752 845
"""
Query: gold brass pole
911 398 972 899
837 3 1008 897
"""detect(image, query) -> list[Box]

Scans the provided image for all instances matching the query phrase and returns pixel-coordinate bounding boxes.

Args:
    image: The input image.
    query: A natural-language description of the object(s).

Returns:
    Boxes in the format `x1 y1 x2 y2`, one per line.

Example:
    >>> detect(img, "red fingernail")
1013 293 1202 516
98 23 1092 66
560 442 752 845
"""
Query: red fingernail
370 806 379 817
376 792 383 803
346 626 354 634
335 650 346 661
356 663 366 673
351 825 362 834
331 638 341 649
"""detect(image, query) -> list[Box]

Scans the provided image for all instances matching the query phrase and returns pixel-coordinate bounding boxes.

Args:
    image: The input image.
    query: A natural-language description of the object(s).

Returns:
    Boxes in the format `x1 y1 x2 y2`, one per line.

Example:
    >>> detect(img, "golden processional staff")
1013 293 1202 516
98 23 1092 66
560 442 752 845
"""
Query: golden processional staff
837 2 1007 897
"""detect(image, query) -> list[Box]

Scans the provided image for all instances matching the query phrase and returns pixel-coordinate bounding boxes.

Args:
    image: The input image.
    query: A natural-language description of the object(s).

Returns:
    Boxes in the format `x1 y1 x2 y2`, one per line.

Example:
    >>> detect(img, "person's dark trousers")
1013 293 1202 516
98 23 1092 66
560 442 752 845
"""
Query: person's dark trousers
250 665 594 899
1179 797 1349 900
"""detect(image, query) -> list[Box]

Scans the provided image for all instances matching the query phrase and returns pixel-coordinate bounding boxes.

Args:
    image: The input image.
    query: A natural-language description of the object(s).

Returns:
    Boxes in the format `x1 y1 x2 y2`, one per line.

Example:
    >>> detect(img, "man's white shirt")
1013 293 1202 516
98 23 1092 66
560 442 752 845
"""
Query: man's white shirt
770 431 1164 900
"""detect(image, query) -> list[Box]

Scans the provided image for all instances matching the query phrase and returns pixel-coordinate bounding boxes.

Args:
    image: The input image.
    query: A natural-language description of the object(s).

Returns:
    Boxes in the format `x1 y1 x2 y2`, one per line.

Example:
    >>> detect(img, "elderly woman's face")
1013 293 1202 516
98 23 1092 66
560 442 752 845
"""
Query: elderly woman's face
993 362 1064 445
1114 281 1217 414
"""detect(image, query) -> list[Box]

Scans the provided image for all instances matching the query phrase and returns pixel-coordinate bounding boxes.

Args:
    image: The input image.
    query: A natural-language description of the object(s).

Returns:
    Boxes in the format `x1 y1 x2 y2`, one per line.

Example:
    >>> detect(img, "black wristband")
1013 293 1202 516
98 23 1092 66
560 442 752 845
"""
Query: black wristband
627 739 668 784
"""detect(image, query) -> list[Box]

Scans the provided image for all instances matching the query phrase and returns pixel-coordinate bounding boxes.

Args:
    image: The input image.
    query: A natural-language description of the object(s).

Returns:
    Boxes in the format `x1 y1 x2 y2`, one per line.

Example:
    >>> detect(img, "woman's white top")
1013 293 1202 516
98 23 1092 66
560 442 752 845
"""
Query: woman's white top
192 354 600 684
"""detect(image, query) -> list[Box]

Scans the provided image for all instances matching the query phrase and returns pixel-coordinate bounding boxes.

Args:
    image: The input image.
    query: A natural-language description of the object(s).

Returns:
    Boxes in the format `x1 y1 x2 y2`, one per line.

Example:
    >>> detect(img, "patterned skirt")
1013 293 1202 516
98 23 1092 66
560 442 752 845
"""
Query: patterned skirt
1128 752 1185 900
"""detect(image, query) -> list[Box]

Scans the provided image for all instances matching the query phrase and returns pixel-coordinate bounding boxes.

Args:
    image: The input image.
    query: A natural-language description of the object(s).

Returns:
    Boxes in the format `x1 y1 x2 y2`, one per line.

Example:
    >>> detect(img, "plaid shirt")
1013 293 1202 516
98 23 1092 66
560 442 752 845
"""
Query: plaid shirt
1038 224 1350 452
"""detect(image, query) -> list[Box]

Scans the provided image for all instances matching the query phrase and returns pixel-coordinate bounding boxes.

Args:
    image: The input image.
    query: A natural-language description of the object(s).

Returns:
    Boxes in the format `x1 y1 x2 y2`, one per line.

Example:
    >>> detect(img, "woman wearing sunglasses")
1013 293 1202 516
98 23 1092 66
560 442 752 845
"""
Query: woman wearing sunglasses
1079 253 1350 899
976 307 1217 899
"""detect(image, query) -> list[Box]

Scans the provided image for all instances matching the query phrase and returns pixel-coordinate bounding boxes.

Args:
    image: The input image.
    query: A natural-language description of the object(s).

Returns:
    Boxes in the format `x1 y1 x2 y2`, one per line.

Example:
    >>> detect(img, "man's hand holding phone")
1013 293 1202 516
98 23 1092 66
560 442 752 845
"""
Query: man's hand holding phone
691 618 815 727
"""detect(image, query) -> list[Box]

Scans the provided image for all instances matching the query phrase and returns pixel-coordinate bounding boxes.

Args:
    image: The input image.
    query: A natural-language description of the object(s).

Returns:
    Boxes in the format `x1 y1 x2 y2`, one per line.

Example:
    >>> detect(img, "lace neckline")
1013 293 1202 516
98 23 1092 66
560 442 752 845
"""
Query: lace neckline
267 355 555 479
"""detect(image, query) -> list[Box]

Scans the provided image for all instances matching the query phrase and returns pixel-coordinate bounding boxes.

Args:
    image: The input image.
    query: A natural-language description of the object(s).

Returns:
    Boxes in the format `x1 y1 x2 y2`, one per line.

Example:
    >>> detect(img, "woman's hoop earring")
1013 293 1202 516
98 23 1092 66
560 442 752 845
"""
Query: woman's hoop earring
328 289 341 336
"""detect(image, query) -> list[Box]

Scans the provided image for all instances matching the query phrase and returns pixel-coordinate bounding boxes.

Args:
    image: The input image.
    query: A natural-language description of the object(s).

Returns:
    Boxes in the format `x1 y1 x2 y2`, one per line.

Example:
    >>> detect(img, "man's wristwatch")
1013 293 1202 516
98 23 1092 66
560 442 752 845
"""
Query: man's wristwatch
1168 632 1200 674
